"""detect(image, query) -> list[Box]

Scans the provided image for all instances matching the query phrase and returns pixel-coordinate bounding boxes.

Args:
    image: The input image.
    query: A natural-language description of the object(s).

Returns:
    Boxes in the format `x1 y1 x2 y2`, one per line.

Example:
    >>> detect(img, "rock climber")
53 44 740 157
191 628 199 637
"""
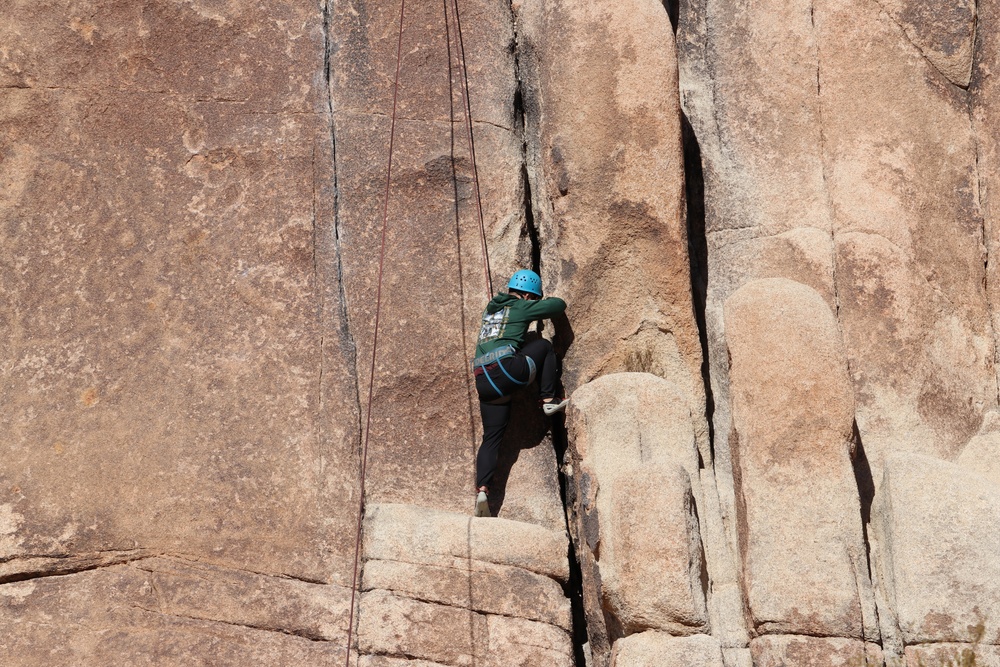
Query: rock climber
470 269 569 517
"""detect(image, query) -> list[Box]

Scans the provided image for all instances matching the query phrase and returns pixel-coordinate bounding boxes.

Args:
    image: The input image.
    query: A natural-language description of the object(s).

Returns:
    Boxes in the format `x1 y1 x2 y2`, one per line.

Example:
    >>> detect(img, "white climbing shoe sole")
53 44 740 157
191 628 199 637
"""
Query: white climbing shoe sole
474 491 490 518
542 399 569 416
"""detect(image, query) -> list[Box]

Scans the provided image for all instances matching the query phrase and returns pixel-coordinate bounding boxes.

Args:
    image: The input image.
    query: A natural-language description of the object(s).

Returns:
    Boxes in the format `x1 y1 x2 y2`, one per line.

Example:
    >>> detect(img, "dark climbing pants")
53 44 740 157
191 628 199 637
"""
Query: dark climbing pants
474 338 558 488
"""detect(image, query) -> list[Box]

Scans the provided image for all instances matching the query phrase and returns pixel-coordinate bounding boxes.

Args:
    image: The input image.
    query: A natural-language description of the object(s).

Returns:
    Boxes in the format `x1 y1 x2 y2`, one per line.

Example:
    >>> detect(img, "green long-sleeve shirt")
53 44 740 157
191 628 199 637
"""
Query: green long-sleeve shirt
474 293 567 357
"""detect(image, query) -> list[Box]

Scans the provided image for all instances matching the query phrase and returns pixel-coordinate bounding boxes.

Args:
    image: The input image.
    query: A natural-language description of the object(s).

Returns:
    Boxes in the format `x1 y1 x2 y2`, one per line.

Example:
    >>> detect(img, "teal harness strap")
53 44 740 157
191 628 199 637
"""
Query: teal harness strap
473 344 535 398
497 358 527 386
481 364 504 397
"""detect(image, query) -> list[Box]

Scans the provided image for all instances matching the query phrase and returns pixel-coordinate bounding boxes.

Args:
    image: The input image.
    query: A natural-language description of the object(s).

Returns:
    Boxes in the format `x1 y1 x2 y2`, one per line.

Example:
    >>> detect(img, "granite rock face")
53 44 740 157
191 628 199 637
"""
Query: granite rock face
724 279 876 639
871 453 1000 653
6 0 1000 665
358 504 573 666
514 0 708 456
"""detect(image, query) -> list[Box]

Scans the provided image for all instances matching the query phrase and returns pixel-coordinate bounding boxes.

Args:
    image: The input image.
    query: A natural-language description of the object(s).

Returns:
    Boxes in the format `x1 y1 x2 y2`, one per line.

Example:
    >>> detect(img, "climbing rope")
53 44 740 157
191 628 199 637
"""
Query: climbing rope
341 0 493 664
447 0 494 297
342 0 407 663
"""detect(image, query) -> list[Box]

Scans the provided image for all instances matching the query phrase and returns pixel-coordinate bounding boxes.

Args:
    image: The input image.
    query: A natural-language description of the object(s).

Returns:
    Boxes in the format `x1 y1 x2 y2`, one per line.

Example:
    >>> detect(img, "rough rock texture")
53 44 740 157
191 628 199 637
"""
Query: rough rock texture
956 410 1000 484
610 632 725 667
566 374 708 663
514 0 708 455
358 504 573 666
904 644 1000 667
330 0 563 527
750 636 882 667
0 558 351 666
8 0 1000 664
1 0 362 659
871 453 1000 654
725 279 875 638
678 0 999 598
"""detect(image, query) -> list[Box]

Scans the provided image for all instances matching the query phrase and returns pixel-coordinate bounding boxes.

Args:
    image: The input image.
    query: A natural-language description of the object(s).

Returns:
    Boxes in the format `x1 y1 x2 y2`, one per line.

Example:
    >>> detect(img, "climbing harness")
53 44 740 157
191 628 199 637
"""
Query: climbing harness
341 0 493 664
472 345 537 397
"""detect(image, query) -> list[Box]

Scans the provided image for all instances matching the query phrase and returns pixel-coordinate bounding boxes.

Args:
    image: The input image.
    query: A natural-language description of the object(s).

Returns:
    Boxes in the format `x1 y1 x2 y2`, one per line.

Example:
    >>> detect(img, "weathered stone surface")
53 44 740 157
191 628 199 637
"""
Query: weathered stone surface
331 0 563 526
0 561 349 665
363 503 569 582
610 632 724 667
904 644 1000 667
567 374 708 638
569 373 699 481
820 0 994 486
0 0 359 594
483 614 574 667
957 411 1000 485
677 0 998 606
361 558 571 630
358 590 486 666
514 0 706 453
357 589 572 667
974 0 1000 391
871 452 1000 647
725 278 874 638
359 658 450 667
750 636 879 667
723 647 753 667
876 0 977 87
603 467 708 635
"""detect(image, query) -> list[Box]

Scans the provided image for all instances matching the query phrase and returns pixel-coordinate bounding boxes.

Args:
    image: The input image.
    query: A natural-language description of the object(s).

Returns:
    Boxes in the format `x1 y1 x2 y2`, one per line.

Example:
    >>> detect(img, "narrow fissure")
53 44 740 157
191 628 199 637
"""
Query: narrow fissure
510 12 589 664
967 12 1000 408
322 0 362 423
0 553 154 586
681 111 716 462
551 420 593 667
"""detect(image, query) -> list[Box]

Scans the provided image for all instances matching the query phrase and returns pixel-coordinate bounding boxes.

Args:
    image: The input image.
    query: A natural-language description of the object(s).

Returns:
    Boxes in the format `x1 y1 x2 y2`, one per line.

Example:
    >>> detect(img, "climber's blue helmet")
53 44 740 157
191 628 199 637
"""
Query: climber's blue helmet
507 269 543 297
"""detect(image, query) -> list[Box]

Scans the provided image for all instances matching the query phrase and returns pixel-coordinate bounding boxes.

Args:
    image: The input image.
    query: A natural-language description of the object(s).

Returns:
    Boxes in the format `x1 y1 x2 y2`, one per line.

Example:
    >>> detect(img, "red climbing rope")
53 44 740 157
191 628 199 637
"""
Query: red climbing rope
447 0 494 297
342 1 493 663
342 0 407 663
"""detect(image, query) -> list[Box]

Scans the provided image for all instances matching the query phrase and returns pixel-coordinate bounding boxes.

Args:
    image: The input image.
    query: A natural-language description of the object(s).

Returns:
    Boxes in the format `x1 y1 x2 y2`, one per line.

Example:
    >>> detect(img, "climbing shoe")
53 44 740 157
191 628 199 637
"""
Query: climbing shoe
474 488 491 518
541 398 569 416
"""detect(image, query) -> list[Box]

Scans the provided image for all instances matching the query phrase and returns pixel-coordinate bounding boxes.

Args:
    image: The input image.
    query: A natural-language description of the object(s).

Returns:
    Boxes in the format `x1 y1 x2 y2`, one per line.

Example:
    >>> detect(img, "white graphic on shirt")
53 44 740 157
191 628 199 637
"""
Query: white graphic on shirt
478 307 509 343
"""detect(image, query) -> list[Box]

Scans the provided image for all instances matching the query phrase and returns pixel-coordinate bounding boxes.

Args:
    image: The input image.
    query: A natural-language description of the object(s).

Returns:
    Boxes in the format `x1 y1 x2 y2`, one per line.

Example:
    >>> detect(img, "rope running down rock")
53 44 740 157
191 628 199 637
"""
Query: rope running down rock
342 0 493 663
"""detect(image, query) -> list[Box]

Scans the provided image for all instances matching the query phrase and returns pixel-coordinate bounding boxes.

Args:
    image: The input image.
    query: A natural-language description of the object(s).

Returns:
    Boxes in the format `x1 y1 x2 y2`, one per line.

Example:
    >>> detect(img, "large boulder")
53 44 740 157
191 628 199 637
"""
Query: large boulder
871 452 1000 649
724 278 875 638
358 504 573 666
677 0 998 574
567 374 708 651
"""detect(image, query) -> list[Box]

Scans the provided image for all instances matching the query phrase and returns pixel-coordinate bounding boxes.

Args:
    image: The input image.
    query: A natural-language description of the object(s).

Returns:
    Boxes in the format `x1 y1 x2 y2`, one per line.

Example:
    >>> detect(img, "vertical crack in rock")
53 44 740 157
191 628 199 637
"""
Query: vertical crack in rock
510 6 589 662
967 14 1000 406
322 0 362 443
552 422 593 667
511 49 541 277
522 160 542 276
681 112 715 465
663 0 680 34
811 0 842 321
850 419 882 643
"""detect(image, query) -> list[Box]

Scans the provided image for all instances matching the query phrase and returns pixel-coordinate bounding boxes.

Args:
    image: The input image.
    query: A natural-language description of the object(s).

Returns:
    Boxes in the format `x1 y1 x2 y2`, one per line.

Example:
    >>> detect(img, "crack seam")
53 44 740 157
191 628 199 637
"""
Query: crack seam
869 0 970 90
128 604 329 643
